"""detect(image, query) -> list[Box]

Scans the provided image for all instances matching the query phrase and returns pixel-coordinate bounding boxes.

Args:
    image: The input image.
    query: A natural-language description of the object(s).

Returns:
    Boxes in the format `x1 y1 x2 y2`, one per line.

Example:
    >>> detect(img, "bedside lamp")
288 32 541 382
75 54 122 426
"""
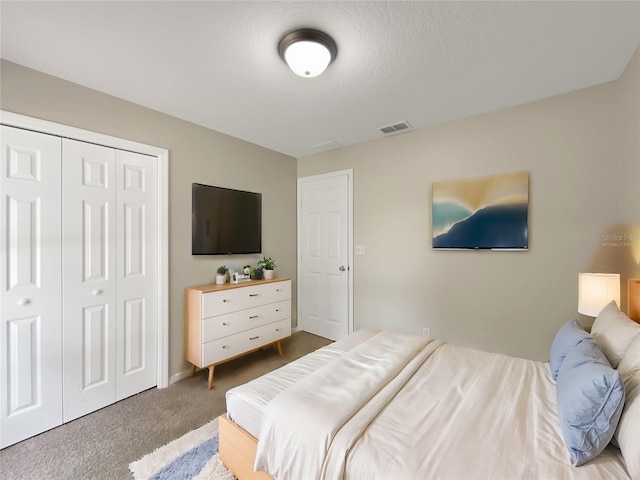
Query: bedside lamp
578 273 620 317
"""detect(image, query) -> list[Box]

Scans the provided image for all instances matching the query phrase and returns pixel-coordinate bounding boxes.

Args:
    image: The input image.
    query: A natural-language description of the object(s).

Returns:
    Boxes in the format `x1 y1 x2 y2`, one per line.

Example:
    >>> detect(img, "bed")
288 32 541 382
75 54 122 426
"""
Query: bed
219 300 640 479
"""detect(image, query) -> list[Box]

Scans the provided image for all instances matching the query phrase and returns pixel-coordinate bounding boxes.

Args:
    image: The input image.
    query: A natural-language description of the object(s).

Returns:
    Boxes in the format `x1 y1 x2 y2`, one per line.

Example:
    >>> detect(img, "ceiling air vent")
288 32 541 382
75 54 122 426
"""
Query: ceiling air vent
379 121 412 135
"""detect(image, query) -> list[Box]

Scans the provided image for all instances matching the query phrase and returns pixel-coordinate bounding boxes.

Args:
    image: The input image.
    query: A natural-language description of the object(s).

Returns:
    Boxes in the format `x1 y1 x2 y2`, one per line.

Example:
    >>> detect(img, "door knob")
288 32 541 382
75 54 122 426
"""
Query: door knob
92 289 103 296
339 265 347 271
18 298 31 306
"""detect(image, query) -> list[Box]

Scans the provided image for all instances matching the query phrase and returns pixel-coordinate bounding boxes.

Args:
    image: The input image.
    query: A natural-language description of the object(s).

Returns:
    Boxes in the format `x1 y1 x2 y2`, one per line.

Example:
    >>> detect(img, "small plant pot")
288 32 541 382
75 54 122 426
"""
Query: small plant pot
215 274 226 285
253 268 263 280
263 269 274 280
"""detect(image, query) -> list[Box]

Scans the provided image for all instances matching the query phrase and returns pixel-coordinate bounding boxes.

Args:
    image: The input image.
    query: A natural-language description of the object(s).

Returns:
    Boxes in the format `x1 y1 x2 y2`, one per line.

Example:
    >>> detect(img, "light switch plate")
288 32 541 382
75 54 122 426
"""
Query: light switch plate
356 245 365 255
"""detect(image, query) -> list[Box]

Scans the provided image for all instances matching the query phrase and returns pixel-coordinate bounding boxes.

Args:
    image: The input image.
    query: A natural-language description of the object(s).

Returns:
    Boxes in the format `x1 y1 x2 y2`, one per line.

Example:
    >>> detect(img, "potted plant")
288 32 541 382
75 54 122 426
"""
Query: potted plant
258 256 277 280
216 265 228 285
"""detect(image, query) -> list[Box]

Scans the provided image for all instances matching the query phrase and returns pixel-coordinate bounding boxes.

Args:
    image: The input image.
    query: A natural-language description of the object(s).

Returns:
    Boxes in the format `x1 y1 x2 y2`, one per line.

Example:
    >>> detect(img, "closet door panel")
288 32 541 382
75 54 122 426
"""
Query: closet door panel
0 126 63 448
62 139 116 423
116 150 158 399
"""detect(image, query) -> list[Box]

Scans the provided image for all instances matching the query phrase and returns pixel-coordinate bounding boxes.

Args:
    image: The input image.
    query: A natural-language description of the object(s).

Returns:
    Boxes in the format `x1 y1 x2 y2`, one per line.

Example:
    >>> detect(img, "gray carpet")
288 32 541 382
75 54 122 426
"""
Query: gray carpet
0 331 331 480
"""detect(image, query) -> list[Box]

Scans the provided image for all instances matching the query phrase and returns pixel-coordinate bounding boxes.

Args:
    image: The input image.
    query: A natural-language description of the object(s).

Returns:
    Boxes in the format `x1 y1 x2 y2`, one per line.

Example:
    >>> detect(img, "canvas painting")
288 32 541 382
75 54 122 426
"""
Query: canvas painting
432 171 529 249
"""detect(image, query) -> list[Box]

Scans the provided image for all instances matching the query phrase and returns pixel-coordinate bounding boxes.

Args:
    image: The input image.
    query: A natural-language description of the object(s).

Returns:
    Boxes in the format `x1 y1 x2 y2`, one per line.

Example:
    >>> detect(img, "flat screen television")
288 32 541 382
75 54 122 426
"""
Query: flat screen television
192 183 262 255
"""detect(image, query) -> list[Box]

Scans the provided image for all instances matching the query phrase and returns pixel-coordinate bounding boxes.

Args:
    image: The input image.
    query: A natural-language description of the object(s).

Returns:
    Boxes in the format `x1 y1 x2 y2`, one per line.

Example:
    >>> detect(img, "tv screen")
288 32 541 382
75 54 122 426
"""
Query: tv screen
192 183 262 255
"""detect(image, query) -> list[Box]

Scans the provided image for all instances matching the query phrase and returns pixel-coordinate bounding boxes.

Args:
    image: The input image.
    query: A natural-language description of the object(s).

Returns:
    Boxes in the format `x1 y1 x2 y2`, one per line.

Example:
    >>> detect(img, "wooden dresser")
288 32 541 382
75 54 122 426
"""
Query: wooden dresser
184 278 292 389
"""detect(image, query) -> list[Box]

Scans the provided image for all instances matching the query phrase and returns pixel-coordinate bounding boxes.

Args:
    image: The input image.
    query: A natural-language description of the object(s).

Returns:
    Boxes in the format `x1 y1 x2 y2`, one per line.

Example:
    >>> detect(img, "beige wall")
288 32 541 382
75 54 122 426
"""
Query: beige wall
2 46 637 370
614 49 640 290
0 60 297 378
298 48 640 361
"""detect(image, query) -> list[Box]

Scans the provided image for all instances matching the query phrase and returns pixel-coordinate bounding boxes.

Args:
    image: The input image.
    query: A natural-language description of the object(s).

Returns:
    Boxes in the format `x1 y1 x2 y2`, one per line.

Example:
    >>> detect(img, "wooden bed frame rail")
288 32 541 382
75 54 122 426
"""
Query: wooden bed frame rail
219 414 274 480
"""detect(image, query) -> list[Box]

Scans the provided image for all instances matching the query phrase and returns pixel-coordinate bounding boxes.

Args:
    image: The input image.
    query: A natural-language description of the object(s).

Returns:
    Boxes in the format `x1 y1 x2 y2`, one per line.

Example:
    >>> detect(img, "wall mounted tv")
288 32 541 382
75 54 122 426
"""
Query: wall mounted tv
432 171 529 250
192 183 262 255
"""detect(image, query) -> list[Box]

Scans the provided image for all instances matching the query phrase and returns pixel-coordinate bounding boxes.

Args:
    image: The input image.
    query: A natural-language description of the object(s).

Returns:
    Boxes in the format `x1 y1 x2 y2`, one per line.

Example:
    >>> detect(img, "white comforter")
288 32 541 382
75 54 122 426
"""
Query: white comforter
253 331 630 480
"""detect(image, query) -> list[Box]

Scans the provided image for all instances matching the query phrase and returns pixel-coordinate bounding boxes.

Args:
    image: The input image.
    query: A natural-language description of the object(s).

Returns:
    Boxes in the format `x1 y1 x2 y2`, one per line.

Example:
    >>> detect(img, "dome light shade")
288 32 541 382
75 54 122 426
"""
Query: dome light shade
278 29 337 78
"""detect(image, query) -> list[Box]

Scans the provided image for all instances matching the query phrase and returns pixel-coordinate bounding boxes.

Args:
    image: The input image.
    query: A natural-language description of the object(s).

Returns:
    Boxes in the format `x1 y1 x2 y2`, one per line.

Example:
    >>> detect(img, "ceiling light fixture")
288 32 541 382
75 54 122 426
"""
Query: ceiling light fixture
278 28 337 78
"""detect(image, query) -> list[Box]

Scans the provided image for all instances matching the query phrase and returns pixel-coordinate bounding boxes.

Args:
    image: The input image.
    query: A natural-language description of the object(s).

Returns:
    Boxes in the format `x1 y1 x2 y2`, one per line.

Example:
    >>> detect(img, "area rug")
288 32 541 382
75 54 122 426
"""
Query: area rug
129 418 236 480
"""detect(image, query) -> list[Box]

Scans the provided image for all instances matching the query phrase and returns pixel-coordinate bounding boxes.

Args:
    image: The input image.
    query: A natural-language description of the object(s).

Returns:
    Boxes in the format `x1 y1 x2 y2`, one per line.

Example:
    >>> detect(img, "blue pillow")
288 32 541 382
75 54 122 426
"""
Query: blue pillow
549 319 590 380
555 338 625 466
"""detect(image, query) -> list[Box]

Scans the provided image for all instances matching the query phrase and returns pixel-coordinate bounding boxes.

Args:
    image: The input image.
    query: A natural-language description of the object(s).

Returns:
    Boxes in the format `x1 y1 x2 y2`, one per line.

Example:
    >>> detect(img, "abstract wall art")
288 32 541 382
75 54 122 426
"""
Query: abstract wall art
432 171 529 250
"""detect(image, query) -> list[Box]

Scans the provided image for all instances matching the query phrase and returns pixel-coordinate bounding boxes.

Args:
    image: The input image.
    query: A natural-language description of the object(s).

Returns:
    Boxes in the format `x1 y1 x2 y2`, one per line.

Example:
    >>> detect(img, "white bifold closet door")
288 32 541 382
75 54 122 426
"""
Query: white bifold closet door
62 139 157 422
1 127 159 446
0 127 63 447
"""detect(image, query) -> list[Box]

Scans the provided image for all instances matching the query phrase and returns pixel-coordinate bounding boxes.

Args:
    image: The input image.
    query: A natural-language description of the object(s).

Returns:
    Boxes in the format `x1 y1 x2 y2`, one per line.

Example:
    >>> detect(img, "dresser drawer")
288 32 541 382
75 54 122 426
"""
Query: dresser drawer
202 318 291 366
202 300 291 342
202 280 291 318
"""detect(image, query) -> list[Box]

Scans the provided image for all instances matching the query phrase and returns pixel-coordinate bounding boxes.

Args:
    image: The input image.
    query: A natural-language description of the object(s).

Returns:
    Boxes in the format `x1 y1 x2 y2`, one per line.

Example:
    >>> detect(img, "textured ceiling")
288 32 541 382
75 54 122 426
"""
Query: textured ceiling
1 1 639 158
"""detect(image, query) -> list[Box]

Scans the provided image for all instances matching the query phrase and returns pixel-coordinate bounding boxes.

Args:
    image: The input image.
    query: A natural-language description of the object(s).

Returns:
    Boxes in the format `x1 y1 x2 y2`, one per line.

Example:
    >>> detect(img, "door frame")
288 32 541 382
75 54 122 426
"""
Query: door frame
0 110 170 388
297 169 354 337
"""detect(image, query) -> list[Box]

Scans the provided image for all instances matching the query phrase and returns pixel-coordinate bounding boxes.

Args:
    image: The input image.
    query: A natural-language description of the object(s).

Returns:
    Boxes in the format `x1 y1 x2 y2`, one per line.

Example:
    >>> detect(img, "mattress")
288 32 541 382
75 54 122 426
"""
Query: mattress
225 328 379 438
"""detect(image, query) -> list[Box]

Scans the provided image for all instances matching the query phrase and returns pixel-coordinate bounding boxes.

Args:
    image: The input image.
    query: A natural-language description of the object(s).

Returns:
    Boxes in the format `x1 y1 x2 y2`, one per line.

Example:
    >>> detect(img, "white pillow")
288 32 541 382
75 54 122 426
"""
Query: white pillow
619 335 640 381
591 300 640 368
615 370 640 480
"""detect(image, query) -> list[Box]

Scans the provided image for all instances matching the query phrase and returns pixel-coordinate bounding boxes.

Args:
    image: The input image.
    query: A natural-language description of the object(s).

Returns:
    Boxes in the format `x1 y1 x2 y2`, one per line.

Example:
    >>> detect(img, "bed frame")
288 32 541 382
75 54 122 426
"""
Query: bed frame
218 413 273 480
629 278 640 322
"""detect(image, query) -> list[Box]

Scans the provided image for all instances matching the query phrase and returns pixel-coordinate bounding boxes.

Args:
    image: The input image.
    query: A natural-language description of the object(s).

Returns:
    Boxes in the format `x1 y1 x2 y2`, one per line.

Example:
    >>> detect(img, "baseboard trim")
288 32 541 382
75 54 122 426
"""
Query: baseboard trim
170 368 193 385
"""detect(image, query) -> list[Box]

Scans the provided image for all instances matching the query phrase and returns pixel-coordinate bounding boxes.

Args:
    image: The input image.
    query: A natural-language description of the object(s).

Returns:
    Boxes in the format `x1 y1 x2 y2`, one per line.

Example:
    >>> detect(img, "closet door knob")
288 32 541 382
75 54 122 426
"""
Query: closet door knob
18 298 31 306
92 289 103 296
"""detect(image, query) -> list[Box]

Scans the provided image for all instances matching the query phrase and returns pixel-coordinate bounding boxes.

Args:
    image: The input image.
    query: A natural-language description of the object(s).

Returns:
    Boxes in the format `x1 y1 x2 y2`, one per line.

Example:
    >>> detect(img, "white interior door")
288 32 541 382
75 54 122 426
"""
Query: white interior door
62 139 117 422
298 171 352 340
115 150 157 399
0 126 63 448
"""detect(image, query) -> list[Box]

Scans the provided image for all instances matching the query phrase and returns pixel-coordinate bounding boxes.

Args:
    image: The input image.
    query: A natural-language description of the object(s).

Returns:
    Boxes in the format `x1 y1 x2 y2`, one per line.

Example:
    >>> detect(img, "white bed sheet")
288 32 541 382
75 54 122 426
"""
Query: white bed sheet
343 342 629 479
225 328 379 438
234 330 631 479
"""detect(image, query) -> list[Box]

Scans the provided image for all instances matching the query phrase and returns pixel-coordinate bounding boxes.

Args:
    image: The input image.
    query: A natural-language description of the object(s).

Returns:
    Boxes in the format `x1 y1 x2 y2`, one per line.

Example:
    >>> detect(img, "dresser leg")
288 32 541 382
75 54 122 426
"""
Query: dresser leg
207 365 215 390
191 365 196 377
276 340 283 356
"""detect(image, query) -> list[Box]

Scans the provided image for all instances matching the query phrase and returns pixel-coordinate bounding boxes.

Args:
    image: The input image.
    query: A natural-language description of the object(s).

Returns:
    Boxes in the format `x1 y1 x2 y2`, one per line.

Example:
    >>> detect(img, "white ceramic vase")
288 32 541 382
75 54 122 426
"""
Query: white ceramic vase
215 274 226 285
263 269 274 280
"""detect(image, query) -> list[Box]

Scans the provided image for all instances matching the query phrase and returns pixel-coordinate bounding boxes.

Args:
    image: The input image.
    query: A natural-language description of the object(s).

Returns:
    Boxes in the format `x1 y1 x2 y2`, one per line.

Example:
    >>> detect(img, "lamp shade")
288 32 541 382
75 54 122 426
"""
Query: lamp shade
278 29 337 78
578 273 620 316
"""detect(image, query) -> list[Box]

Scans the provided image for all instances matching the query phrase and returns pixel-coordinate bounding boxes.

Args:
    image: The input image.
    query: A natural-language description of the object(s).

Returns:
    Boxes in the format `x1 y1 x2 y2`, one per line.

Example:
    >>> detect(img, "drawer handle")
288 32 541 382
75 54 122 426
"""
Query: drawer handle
249 336 260 341
223 299 230 303
222 322 228 326
275 309 281 312
249 294 259 297
249 315 259 319
276 328 280 332
276 289 282 292
222 345 229 349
